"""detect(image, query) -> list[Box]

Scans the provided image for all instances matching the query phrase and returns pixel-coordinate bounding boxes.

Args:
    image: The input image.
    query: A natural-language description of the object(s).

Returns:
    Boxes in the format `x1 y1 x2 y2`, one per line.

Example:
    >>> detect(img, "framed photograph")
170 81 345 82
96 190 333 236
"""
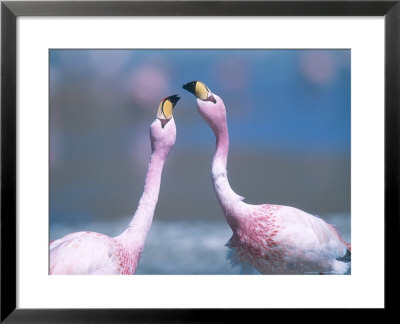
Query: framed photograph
1 0 398 321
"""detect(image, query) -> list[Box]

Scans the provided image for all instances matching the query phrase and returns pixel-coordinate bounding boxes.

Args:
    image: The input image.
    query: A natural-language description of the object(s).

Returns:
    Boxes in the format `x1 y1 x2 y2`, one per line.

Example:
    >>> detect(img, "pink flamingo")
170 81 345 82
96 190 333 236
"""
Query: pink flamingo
50 95 179 274
183 81 351 274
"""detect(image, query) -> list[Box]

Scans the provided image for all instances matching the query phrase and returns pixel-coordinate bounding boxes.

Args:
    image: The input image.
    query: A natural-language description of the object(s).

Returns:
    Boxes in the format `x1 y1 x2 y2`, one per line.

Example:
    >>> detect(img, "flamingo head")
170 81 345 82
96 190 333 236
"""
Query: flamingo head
150 95 179 156
182 81 226 135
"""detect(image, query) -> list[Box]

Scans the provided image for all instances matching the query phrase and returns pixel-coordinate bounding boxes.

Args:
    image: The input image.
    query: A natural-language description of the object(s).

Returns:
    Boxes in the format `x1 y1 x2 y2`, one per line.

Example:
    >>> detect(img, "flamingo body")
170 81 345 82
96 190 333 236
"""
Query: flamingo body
225 204 350 274
50 232 139 275
183 82 350 274
50 96 179 275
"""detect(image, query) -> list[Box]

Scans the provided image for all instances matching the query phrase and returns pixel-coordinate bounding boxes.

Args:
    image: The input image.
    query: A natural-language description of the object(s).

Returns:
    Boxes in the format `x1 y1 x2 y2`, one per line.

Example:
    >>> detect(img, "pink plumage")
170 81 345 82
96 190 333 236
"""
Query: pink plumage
50 96 179 275
183 81 350 274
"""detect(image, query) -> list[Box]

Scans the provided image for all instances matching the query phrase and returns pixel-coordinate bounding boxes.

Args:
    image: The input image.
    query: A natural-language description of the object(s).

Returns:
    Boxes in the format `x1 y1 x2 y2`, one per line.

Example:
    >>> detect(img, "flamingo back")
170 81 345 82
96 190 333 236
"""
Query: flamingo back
226 204 351 274
50 232 120 275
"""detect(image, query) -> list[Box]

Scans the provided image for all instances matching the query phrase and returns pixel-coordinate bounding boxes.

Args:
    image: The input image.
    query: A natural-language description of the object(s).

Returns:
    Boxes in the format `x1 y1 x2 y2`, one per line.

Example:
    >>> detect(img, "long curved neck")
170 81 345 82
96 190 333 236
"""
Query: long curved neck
116 150 166 247
130 152 165 229
212 123 229 177
211 119 243 216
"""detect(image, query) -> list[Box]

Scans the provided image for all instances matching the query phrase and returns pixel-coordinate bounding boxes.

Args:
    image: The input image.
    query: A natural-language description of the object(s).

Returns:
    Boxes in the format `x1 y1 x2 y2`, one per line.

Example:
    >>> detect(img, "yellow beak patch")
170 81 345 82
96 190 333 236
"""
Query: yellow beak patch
194 81 212 100
157 99 173 120
157 95 179 120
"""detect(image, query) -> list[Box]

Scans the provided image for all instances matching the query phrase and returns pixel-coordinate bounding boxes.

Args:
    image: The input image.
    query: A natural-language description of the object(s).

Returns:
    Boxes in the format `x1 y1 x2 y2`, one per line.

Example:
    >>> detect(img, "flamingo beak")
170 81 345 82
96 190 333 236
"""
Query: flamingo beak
182 81 196 94
157 94 180 128
167 94 180 107
182 81 216 103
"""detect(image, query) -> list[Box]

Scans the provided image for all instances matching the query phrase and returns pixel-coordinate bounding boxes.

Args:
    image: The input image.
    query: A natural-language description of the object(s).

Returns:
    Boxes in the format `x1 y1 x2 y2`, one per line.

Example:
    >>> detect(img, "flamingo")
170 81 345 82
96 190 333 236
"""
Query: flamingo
49 95 179 274
183 81 351 274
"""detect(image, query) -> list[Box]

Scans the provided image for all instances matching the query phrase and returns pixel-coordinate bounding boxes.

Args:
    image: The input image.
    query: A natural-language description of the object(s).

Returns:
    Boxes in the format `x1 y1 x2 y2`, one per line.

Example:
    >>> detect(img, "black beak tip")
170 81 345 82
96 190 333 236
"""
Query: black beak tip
182 81 197 94
167 94 180 106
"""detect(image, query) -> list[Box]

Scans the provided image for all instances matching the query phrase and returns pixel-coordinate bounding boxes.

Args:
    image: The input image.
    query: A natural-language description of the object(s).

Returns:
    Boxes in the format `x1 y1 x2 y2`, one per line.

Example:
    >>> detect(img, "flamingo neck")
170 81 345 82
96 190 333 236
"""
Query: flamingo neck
211 120 243 227
212 123 229 176
117 151 166 248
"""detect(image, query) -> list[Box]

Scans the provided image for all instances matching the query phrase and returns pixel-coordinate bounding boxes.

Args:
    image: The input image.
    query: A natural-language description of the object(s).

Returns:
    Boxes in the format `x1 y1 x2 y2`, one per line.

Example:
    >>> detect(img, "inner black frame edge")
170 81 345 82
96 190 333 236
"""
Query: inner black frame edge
1 0 399 322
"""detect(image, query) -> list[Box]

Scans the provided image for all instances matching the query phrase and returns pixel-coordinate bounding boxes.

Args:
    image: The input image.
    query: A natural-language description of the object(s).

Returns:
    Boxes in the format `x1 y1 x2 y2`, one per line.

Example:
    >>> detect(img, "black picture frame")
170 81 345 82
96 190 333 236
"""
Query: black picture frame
1 0 398 322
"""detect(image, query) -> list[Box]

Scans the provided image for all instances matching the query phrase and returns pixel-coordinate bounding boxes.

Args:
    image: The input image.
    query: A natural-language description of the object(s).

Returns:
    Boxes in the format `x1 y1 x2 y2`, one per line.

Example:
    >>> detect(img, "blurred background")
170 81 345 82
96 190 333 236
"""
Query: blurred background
50 49 351 274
